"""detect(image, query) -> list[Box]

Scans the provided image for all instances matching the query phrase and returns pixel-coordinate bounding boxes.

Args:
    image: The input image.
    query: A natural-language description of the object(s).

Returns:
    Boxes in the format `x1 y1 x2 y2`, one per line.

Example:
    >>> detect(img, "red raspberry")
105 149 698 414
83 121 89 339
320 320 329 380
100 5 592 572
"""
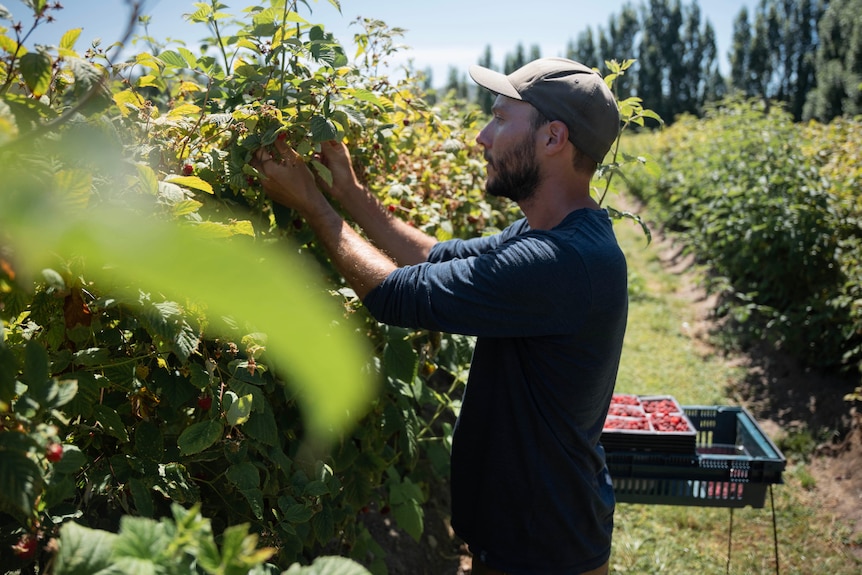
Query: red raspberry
182 163 194 176
12 535 36 560
46 443 64 463
197 396 212 411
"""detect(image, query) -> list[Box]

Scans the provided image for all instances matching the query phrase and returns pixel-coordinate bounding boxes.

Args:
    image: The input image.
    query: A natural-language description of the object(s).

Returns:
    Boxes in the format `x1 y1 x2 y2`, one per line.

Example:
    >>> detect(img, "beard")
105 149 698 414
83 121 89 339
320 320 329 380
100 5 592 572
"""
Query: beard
484 133 542 202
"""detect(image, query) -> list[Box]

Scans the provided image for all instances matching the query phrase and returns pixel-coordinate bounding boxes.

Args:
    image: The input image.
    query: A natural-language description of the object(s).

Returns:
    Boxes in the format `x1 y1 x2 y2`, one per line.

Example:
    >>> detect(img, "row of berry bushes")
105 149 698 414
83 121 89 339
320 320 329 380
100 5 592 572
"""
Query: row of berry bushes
0 1 505 572
0 1 652 570
625 97 862 376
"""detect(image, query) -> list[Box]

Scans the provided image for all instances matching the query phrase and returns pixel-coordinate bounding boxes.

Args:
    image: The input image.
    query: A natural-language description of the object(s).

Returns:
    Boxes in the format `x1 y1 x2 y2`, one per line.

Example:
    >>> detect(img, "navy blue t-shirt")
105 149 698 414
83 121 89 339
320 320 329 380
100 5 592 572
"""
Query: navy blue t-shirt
363 208 628 574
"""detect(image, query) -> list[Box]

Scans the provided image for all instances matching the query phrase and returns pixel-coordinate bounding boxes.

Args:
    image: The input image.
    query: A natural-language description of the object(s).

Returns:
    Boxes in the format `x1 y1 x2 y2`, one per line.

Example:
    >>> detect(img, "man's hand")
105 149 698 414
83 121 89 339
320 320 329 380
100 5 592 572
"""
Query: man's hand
252 139 323 216
248 138 398 299
316 140 363 203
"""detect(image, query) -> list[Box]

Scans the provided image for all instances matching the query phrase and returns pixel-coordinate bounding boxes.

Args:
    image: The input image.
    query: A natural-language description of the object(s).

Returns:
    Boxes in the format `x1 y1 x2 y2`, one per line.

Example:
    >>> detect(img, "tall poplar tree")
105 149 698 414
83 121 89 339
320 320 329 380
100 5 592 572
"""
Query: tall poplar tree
730 7 753 93
637 0 684 122
677 1 719 116
568 28 599 69
783 0 821 120
503 43 529 74
730 0 826 119
476 45 497 114
805 0 862 121
605 3 641 98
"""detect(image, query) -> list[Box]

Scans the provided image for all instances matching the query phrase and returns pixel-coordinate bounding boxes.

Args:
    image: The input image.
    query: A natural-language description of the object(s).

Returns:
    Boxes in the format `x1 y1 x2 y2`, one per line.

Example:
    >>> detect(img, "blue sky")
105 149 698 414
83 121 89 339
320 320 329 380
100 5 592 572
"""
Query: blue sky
5 0 758 84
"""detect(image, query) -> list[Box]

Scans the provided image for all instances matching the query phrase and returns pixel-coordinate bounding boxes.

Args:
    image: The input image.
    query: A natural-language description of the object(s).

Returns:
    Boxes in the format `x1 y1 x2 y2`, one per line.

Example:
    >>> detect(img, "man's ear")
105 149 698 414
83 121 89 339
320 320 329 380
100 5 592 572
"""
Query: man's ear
543 120 570 153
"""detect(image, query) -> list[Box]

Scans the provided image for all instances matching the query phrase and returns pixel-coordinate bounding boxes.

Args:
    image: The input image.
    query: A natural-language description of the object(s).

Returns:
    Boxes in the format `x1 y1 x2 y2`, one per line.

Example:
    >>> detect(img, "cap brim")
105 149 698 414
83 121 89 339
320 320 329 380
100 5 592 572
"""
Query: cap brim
468 65 522 100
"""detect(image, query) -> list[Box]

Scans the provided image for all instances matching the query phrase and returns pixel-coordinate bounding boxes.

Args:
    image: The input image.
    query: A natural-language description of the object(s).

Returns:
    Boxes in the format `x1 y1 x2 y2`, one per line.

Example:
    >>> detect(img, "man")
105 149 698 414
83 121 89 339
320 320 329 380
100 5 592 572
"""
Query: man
253 57 626 575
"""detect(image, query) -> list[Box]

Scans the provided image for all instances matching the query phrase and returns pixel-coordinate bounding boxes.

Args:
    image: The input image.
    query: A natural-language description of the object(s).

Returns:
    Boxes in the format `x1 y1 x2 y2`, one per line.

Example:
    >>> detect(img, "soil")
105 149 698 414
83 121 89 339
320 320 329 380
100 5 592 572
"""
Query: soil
361 219 862 573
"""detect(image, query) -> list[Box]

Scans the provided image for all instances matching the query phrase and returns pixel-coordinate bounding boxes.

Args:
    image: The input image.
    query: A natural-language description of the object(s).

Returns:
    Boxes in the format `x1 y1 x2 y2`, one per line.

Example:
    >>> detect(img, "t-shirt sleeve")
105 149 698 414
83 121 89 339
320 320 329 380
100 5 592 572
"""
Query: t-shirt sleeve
362 231 592 338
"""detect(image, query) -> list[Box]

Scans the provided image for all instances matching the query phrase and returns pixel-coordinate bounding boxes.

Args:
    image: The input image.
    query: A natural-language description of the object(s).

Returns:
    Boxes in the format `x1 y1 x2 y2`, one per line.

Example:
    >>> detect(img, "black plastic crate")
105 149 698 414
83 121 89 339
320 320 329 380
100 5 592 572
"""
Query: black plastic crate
606 405 786 508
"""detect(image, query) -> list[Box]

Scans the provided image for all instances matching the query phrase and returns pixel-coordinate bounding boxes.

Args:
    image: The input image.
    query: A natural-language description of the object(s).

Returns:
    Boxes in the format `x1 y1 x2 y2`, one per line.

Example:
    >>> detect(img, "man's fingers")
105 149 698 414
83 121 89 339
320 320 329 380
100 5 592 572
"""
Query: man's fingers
251 149 274 170
273 138 301 162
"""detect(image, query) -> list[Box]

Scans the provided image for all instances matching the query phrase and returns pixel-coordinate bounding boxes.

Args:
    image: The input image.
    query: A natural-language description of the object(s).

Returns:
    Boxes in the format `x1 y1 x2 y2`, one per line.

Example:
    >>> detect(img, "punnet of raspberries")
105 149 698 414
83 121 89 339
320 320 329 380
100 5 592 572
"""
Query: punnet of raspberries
603 394 692 433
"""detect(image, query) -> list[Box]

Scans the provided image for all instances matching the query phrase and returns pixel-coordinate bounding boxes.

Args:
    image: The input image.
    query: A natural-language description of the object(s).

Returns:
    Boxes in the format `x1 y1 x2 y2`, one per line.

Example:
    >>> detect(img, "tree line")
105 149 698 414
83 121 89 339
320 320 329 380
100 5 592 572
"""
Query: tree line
433 0 861 125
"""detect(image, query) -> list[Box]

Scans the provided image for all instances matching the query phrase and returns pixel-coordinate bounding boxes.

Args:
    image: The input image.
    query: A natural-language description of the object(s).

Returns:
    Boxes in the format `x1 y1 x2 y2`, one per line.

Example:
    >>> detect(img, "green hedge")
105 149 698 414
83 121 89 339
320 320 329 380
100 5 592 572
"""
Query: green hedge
626 97 862 373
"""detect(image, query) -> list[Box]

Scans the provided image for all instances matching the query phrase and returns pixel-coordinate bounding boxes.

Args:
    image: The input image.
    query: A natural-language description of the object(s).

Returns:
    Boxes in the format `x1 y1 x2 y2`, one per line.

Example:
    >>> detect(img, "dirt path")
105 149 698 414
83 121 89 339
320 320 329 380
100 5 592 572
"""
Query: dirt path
654 222 862 561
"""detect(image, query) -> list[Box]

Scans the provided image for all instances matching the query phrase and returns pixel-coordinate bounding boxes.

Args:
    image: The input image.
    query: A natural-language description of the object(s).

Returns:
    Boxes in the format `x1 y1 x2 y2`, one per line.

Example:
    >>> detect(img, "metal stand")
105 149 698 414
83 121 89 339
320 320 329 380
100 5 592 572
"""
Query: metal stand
726 485 780 574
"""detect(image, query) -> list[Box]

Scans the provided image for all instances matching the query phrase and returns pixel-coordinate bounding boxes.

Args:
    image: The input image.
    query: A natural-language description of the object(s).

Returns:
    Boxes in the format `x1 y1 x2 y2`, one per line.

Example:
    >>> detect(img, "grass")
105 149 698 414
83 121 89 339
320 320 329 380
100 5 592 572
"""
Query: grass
608 213 862 574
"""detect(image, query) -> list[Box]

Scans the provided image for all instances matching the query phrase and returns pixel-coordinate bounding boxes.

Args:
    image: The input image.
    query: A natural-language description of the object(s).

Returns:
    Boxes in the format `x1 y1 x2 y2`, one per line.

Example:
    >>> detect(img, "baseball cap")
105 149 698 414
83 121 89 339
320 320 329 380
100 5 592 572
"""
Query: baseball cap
469 57 620 163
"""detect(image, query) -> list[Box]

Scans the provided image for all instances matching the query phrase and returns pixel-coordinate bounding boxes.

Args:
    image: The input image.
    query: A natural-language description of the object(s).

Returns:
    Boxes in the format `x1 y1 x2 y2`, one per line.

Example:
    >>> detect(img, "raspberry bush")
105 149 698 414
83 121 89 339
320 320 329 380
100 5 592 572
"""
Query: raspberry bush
0 1 648 572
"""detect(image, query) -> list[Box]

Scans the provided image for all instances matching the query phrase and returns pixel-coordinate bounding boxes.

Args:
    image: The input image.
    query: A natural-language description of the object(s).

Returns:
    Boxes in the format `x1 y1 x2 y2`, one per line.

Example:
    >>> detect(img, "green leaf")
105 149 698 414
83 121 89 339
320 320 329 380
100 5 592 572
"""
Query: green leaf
73 347 110 367
46 378 79 409
44 475 76 508
217 523 270 571
195 531 222 573
302 480 330 497
23 339 50 402
346 88 385 108
0 346 18 403
392 499 424 542
93 404 129 442
310 159 333 188
389 476 424 505
226 392 253 426
113 515 171 561
129 478 154 518
244 409 278 446
137 300 200 362
241 488 264 520
310 114 337 142
171 199 204 217
268 446 292 476
20 51 52 95
0 450 43 523
164 175 214 194
157 49 188 68
310 505 334 544
226 461 259 491
0 430 39 452
383 327 418 383
59 28 82 50
176 46 198 68
54 169 93 209
282 503 313 524
53 522 117 575
177 420 223 456
188 363 210 390
68 57 110 113
135 163 159 195
282 556 372 575
134 421 164 461
157 463 199 504
53 444 87 475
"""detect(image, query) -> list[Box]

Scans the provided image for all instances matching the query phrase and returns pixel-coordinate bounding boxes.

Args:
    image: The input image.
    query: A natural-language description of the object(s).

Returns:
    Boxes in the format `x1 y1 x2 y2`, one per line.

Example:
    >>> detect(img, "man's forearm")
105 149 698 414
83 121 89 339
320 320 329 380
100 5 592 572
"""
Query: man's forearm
302 198 398 300
334 182 437 266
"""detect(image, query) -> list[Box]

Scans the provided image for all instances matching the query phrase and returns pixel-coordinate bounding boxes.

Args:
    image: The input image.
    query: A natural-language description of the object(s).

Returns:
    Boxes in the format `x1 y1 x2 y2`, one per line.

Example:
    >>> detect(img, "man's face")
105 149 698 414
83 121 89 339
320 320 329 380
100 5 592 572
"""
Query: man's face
477 96 543 203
